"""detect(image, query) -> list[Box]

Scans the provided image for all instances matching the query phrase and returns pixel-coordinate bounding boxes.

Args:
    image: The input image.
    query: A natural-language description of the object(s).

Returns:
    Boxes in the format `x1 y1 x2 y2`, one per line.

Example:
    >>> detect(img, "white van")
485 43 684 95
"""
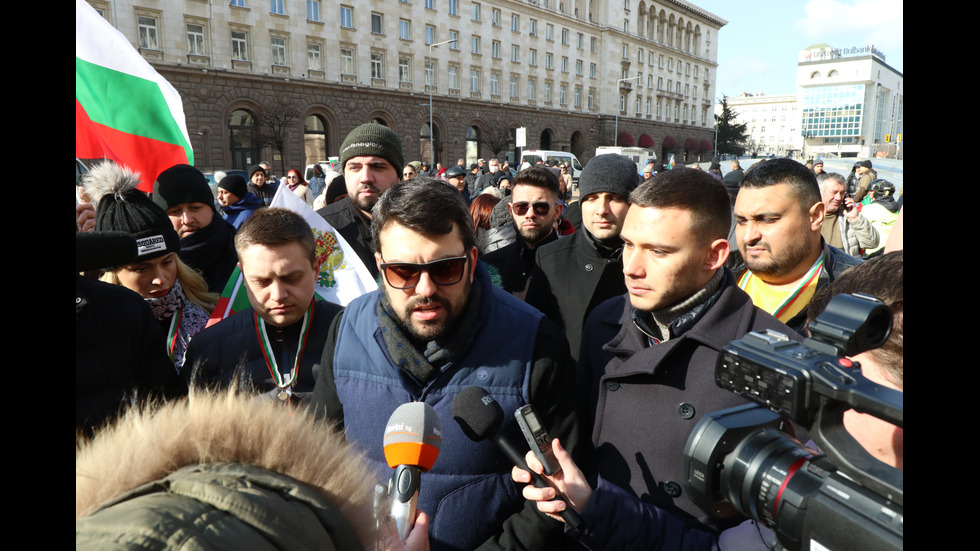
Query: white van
594 146 657 175
519 150 584 182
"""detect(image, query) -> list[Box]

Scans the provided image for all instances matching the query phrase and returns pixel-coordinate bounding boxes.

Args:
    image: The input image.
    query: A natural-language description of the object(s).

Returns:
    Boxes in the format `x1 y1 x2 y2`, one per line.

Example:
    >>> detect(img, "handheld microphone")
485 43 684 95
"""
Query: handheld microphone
450 386 583 530
383 402 442 540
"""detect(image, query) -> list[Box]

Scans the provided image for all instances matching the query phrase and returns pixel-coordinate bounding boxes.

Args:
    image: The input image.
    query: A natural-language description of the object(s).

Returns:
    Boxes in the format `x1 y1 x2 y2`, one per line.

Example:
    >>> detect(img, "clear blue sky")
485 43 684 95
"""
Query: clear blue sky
691 0 904 98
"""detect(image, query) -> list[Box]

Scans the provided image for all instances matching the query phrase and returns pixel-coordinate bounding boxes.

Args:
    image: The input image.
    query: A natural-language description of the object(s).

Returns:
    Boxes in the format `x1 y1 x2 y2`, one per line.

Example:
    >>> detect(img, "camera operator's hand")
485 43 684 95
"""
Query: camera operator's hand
383 510 430 551
510 439 591 521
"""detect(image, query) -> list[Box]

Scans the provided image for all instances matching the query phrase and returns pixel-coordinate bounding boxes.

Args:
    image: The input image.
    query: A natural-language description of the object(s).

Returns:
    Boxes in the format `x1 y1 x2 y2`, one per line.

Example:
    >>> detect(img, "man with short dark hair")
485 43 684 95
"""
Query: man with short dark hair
316 123 405 279
817 172 878 256
153 164 238 293
514 169 796 549
526 154 639 361
216 174 263 230
311 179 579 551
247 164 278 206
732 158 862 333
185 208 343 402
482 166 564 296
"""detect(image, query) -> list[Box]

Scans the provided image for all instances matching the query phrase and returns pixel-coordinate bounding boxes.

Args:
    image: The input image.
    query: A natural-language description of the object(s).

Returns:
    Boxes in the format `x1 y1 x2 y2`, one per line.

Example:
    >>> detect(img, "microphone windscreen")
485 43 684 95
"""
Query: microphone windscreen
451 386 504 442
383 402 442 472
76 231 139 272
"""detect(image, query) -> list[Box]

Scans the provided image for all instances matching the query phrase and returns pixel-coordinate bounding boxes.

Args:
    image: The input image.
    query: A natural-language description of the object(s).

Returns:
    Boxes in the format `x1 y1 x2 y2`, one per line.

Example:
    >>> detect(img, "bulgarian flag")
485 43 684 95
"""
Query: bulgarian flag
76 0 193 192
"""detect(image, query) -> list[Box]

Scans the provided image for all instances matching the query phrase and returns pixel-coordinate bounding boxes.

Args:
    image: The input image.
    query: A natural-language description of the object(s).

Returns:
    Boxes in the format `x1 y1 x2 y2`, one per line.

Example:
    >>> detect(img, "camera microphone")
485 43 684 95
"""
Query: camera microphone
383 402 442 540
450 386 583 530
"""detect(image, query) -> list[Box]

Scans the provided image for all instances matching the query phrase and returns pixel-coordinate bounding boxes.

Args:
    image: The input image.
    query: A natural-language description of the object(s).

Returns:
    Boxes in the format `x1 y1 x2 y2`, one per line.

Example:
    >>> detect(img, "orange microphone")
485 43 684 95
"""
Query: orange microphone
383 402 442 540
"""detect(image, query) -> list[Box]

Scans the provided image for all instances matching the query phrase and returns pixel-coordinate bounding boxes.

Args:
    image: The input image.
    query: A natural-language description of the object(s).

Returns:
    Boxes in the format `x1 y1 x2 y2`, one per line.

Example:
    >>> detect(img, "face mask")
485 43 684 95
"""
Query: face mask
490 165 499 173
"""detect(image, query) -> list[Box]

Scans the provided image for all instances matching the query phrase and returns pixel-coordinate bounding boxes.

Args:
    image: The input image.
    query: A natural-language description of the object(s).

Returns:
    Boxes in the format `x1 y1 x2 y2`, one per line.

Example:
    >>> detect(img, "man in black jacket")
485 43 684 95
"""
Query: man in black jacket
185 208 342 403
525 154 639 362
316 123 404 280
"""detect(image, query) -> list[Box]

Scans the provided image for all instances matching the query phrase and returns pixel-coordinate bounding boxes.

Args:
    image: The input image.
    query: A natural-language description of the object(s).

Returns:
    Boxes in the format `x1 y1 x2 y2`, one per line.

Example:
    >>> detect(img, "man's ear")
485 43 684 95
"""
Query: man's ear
467 246 479 283
375 251 383 272
706 238 730 270
809 201 826 231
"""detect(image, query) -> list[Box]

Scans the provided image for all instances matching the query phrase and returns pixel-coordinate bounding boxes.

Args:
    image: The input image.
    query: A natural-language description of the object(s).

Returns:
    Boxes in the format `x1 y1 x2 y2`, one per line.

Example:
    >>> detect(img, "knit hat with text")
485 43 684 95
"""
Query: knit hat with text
339 123 404 174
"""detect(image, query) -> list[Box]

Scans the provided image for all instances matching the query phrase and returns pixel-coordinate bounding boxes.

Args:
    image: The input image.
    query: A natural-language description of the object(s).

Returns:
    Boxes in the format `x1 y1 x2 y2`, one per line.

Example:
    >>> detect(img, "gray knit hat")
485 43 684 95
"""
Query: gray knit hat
339 123 404 174
578 154 641 200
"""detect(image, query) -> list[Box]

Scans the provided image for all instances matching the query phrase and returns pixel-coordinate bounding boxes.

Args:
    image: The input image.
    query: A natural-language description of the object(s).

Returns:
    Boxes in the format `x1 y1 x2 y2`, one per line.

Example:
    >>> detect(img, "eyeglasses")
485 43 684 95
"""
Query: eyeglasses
286 175 299 180
380 255 469 289
511 201 554 216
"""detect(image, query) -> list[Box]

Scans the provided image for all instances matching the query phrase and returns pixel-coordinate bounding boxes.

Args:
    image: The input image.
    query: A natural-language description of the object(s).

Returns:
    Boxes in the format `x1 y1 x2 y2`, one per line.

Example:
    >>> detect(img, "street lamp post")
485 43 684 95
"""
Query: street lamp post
614 75 641 147
427 39 455 168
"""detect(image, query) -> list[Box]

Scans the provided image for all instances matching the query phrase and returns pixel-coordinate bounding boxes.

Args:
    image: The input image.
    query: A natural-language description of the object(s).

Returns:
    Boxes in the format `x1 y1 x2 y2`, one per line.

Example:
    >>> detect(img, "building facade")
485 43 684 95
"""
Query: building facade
84 0 725 172
797 43 903 159
723 93 800 158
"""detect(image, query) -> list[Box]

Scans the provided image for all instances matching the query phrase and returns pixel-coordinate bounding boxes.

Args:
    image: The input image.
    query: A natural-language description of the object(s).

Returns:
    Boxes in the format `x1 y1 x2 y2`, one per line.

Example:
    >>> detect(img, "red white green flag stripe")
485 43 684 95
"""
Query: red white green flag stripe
75 0 193 192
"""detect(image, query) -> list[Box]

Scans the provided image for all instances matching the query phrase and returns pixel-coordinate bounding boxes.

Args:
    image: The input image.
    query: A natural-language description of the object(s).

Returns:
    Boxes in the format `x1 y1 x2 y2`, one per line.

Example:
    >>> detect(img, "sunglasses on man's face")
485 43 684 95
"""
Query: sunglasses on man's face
511 201 554 216
379 255 469 289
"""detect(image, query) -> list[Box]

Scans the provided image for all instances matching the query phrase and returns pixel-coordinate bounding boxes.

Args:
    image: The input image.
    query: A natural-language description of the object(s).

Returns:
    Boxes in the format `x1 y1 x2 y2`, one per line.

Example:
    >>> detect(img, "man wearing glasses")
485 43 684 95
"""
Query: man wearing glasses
311 179 580 551
482 166 564 297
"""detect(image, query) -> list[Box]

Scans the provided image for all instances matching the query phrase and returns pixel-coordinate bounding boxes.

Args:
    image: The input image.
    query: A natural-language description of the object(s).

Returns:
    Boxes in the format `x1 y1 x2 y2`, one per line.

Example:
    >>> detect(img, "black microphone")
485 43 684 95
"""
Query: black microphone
76 231 138 272
451 386 583 530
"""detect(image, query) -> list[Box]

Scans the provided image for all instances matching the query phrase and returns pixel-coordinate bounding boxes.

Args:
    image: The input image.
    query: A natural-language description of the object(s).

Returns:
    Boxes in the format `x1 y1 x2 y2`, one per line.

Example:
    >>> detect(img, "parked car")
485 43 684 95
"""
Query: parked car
519 150 584 182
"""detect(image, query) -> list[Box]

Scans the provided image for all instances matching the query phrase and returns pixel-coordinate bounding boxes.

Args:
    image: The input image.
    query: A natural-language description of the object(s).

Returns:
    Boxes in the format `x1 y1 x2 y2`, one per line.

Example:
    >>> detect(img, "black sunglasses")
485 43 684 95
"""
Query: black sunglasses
511 201 554 216
380 255 469 289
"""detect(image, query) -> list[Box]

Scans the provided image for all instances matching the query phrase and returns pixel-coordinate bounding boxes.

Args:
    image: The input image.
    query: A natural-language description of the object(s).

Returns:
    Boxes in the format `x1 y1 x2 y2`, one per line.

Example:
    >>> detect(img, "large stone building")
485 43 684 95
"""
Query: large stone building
722 93 800 158
84 0 725 172
797 43 903 159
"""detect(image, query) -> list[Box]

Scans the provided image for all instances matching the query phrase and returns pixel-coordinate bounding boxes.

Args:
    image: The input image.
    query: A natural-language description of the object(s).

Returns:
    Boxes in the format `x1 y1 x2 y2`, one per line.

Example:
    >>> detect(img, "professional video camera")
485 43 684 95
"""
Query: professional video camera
683 293 903 551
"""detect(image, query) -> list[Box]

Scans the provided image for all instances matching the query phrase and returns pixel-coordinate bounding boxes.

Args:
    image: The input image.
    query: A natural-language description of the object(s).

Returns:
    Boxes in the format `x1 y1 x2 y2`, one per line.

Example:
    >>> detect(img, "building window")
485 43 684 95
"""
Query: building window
668 58 673 72
590 36 597 52
371 52 384 79
307 0 320 21
658 54 664 68
449 30 459 49
371 13 383 34
270 0 284 15
490 72 499 95
425 0 434 8
530 19 537 36
577 33 583 49
561 56 568 73
340 47 354 74
589 63 596 78
510 75 518 98
574 87 581 108
308 42 321 71
560 84 567 105
231 30 248 60
545 53 553 69
399 57 411 82
138 16 159 50
575 59 582 76
511 14 520 32
449 65 459 89
492 40 500 58
492 8 500 26
561 28 568 44
449 0 457 16
471 35 480 54
588 89 595 109
340 6 353 28
511 44 519 62
546 24 554 41
529 49 537 66
471 2 480 21
230 0 244 6
425 59 435 85
186 24 205 56
470 69 480 92
657 77 663 90
528 78 536 99
619 94 625 111
646 97 651 115
271 37 287 65
544 81 552 102
400 19 411 40
425 25 435 44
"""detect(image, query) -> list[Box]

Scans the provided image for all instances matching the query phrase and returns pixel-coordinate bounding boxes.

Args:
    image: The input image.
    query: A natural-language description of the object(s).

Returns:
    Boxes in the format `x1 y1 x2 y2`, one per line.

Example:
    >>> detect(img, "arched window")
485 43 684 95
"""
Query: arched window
304 115 328 167
466 126 481 166
420 122 441 165
228 109 258 171
810 71 822 79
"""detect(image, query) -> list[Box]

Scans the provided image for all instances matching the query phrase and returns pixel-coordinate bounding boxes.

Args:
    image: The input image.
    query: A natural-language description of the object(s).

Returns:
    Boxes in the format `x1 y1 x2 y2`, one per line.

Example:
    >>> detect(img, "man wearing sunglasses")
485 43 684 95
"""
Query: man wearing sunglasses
526 154 639 363
317 123 404 279
482 166 564 297
311 179 580 551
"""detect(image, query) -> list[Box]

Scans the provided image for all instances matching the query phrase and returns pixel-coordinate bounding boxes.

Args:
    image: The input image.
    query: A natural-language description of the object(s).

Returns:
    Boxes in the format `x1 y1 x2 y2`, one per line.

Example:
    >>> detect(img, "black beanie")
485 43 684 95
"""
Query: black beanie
339 123 404 174
85 162 180 262
218 174 248 199
578 154 641 200
152 164 213 211
248 164 267 180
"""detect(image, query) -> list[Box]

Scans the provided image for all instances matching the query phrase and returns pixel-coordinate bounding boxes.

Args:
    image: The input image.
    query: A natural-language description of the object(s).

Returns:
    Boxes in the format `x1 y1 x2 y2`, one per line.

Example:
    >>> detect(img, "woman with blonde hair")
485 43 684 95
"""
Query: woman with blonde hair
85 163 216 369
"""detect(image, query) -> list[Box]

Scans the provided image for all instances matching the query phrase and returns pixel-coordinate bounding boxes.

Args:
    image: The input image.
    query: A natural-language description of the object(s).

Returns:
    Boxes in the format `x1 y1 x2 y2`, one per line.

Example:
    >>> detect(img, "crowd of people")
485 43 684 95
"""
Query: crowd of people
76 122 903 550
